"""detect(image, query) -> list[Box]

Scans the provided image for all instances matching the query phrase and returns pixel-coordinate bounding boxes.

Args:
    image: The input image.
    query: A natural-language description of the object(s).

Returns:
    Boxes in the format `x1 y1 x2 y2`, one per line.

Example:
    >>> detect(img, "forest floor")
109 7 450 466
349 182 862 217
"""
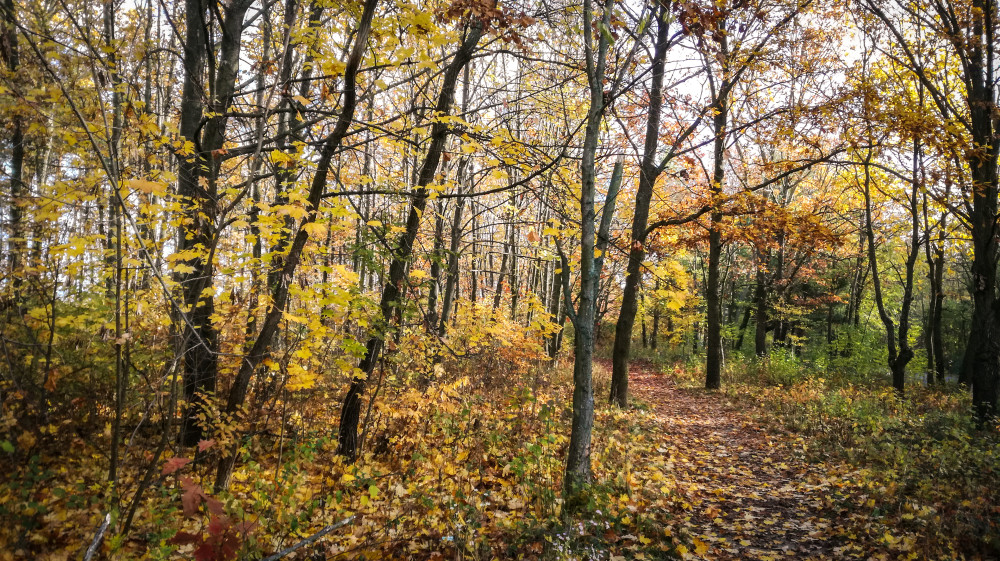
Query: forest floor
7 354 996 560
616 358 923 561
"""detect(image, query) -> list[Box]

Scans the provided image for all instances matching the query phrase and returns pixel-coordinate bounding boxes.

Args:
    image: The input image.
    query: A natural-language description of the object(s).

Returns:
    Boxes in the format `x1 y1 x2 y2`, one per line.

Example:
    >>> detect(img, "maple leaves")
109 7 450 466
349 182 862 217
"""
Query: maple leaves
161 448 257 561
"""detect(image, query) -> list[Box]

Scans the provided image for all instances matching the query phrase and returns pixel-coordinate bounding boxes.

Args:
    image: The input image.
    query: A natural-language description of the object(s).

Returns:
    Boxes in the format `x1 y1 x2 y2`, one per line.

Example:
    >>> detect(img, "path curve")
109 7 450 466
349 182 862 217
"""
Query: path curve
610 358 865 560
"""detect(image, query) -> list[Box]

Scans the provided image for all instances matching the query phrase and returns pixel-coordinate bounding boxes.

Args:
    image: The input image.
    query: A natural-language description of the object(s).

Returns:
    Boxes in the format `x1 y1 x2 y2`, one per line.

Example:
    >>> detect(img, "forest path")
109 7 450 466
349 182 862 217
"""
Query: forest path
608 358 871 560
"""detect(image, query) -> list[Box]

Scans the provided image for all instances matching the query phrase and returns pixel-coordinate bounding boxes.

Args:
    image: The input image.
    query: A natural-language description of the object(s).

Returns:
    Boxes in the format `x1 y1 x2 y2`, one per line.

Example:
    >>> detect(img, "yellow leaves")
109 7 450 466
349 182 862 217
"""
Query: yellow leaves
17 431 36 451
270 149 295 166
275 204 308 220
401 9 434 35
303 221 327 239
692 537 709 555
286 363 316 391
127 178 168 196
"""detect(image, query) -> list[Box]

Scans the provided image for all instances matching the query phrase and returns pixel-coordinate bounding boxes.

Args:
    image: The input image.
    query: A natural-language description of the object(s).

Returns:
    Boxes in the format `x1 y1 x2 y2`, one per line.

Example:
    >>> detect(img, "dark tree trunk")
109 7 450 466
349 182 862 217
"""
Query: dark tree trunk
176 0 216 447
2 0 25 288
609 4 668 406
705 71 728 390
215 0 378 490
337 20 482 460
651 306 660 351
733 303 751 352
641 292 648 349
753 254 768 357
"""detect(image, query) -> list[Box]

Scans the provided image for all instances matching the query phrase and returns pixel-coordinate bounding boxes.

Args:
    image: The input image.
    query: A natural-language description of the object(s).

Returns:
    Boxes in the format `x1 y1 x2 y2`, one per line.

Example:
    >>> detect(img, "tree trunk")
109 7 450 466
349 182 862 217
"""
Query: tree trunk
337 19 482 460
650 308 659 350
426 203 445 331
2 0 24 290
564 0 612 507
609 4 668 406
753 254 768 357
176 0 216 447
705 78 728 390
546 261 563 359
439 167 466 335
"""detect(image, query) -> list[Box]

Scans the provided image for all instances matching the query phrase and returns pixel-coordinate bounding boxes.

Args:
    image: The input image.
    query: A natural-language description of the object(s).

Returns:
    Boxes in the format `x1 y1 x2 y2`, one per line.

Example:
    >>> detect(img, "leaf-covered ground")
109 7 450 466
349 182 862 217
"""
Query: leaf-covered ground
4 356 997 560
625 360 885 560
629 356 999 561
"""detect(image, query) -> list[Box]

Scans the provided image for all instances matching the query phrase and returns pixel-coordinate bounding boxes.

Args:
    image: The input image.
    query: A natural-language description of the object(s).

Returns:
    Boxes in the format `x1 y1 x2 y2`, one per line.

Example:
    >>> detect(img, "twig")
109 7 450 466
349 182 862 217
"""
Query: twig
260 516 356 561
82 513 111 561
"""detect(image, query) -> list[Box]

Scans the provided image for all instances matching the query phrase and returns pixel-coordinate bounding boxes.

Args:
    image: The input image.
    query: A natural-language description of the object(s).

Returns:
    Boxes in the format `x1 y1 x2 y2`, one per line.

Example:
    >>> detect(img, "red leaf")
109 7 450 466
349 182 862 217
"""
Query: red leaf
162 457 191 475
193 543 216 561
181 479 206 517
207 515 231 537
197 439 216 452
205 495 225 516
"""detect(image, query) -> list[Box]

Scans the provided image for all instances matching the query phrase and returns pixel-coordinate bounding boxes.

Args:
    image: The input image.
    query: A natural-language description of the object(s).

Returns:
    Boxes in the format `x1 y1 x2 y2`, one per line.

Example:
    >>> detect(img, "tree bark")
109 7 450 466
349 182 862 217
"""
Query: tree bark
705 51 728 391
337 18 483 460
2 0 25 289
753 251 768 357
609 4 668 407
564 0 612 506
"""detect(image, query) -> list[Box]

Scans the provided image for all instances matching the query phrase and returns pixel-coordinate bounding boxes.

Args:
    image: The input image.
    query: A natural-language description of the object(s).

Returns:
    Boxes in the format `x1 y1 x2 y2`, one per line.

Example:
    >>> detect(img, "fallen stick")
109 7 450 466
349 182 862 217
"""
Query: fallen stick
82 513 111 561
260 515 356 561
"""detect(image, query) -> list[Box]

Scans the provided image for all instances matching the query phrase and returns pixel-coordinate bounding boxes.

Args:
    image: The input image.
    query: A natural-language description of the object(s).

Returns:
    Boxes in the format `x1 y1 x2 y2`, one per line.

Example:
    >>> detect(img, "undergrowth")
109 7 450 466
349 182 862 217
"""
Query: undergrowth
1 359 687 560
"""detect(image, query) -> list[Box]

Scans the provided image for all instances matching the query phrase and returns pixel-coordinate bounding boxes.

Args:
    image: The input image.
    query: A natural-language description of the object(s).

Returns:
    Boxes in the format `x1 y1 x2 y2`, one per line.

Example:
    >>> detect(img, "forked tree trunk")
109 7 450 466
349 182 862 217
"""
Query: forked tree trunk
609 4 669 406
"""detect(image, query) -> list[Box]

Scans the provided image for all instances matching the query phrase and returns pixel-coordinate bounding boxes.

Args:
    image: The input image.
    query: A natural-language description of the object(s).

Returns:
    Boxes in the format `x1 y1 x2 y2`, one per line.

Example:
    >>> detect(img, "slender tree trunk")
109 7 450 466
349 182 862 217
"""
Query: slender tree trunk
705 77 728 390
564 0 612 506
650 307 659 350
337 19 483 460
492 222 509 311
640 292 648 349
427 203 445 331
546 262 563 359
2 0 24 289
753 253 768 357
439 65 472 334
609 4 668 406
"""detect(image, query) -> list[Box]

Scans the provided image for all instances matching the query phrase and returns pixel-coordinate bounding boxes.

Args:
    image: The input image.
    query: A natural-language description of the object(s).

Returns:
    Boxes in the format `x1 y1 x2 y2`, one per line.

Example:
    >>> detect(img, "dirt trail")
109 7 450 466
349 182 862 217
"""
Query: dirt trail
612 359 862 560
